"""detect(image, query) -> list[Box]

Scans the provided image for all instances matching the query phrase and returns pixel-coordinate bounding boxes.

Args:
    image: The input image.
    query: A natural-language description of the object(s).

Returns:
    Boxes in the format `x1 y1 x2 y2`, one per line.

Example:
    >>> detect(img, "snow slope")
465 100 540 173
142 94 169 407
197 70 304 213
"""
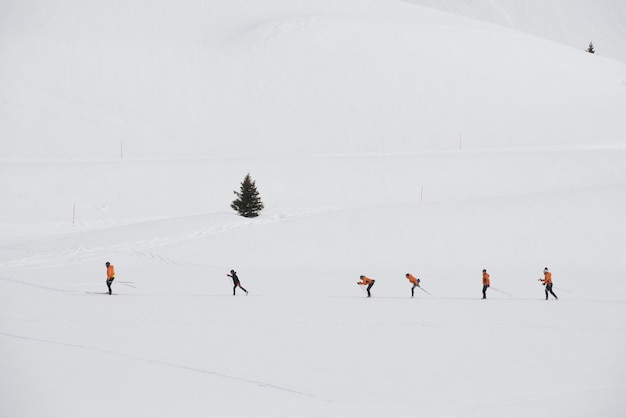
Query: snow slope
1 0 626 160
403 0 626 63
1 1 625 417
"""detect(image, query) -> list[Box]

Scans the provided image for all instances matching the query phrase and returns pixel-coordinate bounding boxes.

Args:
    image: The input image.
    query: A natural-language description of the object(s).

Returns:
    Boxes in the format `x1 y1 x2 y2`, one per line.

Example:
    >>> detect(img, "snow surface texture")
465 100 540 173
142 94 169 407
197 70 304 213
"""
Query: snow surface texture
1 1 625 417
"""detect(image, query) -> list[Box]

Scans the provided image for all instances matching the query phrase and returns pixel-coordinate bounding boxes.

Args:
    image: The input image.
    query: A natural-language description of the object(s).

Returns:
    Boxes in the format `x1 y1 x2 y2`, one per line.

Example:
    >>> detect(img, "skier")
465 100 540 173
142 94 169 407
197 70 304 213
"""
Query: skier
105 261 115 295
482 269 490 299
405 273 421 297
227 270 248 296
357 275 375 298
541 267 558 300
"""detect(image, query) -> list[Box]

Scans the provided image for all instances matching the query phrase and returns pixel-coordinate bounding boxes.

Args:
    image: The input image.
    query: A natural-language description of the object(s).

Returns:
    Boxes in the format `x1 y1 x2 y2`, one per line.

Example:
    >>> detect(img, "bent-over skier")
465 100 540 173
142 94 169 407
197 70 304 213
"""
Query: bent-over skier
406 273 421 297
227 270 248 296
357 275 375 298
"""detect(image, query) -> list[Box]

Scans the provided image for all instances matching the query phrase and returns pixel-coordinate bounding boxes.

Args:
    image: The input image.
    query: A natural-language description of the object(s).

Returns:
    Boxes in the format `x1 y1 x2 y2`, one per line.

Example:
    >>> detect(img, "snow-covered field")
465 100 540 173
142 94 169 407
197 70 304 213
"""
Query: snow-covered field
1 1 626 417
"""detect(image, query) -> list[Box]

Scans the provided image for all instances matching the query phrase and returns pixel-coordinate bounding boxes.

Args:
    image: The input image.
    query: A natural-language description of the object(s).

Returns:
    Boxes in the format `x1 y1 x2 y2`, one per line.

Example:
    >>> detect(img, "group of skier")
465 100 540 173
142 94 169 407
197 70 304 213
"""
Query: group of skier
103 262 249 296
103 262 558 300
357 273 422 298
359 267 558 300
481 267 557 300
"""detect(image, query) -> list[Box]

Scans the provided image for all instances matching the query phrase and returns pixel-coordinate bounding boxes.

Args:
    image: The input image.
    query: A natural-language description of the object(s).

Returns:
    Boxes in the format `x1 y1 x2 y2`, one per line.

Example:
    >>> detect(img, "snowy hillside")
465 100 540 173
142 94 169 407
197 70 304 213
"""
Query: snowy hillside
1 0 626 160
404 0 626 63
1 1 625 417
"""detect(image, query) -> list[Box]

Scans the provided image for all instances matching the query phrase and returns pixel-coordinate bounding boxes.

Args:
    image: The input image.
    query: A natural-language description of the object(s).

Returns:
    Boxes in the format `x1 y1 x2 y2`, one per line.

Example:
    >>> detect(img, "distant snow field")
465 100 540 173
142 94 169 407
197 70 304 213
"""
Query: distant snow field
1 1 625 417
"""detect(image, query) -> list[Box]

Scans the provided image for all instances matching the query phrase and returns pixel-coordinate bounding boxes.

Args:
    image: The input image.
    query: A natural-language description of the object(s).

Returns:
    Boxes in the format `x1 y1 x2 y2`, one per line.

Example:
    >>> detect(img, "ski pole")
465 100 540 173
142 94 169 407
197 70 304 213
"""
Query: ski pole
357 283 367 294
417 286 432 295
490 287 512 297
537 279 570 293
117 281 137 288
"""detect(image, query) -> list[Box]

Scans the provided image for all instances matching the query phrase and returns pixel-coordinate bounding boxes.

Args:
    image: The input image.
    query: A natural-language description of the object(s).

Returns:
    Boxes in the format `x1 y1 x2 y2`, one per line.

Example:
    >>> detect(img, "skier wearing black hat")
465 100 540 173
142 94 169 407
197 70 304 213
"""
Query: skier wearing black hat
105 261 115 295
357 275 375 297
227 270 248 295
482 269 490 299
406 273 421 297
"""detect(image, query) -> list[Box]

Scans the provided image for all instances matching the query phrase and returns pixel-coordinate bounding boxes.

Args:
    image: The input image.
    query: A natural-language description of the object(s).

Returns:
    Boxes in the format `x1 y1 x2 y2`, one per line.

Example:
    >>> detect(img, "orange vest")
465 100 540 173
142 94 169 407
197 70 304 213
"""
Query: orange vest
482 272 490 285
358 276 373 285
107 264 116 280
542 272 552 284
407 274 419 285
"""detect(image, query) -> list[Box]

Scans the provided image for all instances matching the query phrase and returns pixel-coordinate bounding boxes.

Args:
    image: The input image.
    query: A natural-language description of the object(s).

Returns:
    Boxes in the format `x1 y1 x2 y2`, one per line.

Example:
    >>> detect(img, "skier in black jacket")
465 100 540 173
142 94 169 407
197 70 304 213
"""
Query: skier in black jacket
227 270 248 295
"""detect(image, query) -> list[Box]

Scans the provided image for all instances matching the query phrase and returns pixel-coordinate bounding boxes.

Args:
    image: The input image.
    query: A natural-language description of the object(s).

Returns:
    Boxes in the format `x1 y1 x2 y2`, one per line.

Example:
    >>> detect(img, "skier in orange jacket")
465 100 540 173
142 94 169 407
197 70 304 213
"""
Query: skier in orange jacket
105 262 115 295
482 269 490 299
406 273 421 297
541 267 558 300
357 275 375 297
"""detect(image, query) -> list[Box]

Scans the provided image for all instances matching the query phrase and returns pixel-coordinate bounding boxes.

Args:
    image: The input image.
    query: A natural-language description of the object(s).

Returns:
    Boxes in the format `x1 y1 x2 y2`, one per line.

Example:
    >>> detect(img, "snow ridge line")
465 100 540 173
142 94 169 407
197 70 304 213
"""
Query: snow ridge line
0 209 332 269
0 330 333 403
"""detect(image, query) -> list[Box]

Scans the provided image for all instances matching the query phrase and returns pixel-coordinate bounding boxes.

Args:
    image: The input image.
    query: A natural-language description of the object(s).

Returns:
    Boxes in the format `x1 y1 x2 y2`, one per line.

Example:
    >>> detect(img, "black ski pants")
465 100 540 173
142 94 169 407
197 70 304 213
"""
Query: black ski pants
545 283 558 300
106 278 114 295
233 283 247 295
366 280 375 297
482 284 489 299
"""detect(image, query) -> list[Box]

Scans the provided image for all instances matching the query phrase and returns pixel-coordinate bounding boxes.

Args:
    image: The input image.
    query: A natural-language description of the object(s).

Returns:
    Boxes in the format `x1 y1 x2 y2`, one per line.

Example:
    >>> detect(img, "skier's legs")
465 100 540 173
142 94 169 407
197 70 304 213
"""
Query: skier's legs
106 279 113 295
482 285 488 299
547 283 558 299
239 284 248 294
411 285 416 297
233 285 237 295
367 280 375 297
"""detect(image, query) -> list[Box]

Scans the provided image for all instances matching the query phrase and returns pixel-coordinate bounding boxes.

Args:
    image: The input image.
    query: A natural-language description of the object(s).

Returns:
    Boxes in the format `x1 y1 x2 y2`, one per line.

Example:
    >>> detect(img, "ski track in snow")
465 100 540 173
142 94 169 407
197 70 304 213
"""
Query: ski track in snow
0 208 331 269
0 330 332 403
0 275 77 293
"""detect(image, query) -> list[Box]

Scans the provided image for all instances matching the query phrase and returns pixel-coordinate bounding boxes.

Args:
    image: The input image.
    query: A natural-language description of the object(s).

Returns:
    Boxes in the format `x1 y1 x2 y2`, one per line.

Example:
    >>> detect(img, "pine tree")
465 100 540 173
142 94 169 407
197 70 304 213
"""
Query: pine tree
586 41 596 54
231 173 264 218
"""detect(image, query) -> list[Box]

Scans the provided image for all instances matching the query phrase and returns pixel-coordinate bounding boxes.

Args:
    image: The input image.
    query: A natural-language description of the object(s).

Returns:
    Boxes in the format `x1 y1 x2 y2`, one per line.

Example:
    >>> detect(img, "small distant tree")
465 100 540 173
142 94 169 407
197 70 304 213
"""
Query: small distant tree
231 173 264 218
586 41 596 54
